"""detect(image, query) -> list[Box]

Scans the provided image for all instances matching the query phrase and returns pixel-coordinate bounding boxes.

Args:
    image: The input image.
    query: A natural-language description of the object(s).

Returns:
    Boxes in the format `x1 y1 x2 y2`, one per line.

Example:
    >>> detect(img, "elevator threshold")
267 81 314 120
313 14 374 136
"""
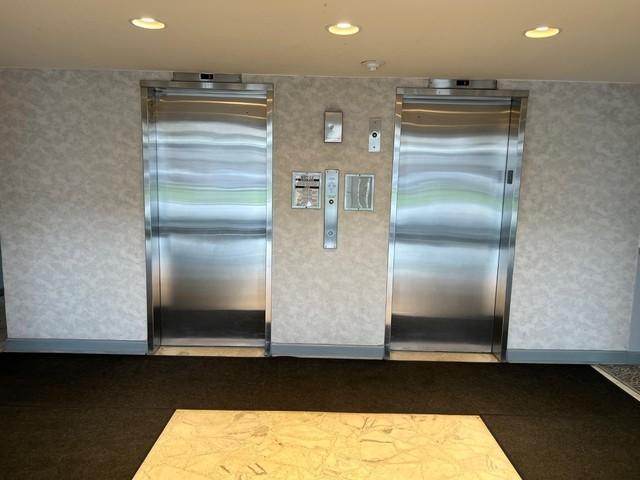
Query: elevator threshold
389 351 499 363
154 346 265 358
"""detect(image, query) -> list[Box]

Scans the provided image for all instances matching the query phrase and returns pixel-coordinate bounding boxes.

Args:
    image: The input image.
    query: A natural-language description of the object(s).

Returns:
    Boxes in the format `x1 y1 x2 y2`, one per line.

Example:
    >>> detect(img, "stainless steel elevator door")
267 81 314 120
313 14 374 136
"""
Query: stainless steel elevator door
390 96 512 352
154 89 268 346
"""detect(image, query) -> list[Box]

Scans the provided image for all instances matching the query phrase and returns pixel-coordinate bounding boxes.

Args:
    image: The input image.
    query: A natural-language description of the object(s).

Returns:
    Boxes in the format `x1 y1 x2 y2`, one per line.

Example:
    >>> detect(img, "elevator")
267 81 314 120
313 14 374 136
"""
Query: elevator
386 84 528 359
141 79 272 350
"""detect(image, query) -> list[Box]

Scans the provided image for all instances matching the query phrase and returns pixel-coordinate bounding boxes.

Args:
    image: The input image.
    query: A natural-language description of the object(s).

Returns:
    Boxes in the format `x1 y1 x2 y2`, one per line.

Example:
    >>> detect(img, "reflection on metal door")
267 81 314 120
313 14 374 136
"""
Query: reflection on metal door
142 82 272 348
386 88 528 357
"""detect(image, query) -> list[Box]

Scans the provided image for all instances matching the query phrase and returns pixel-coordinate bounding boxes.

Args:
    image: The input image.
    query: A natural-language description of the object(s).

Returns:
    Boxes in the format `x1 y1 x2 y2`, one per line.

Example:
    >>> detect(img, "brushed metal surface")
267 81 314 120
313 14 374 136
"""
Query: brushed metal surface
428 79 498 90
323 169 339 248
172 72 242 83
388 94 514 353
368 117 381 152
491 96 528 360
344 174 375 211
324 112 343 143
143 83 272 348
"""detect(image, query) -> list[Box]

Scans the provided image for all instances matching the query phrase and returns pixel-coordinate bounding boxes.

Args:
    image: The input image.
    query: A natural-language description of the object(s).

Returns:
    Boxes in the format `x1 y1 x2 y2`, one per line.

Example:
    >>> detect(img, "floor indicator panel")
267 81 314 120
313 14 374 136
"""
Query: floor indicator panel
133 410 521 479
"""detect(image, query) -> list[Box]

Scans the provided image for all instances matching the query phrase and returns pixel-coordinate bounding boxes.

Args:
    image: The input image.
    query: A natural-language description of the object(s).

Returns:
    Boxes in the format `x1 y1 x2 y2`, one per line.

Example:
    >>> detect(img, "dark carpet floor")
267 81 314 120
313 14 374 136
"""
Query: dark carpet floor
0 353 639 479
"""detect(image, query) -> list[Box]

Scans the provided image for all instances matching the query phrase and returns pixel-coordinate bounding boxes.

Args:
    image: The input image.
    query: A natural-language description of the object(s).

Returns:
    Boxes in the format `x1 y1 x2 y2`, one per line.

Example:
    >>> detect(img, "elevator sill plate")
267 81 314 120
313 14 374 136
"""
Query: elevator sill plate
154 346 265 358
390 351 499 363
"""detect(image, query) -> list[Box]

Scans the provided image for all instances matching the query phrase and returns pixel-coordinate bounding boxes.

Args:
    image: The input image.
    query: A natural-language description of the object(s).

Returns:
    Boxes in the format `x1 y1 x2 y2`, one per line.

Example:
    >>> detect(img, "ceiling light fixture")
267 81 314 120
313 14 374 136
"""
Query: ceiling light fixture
327 22 360 36
524 25 560 39
130 17 166 30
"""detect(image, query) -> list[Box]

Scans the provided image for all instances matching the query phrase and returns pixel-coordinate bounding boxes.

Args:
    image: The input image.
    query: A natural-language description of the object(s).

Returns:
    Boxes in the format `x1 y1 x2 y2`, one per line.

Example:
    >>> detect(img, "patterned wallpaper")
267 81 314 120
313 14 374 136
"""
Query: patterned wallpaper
0 69 638 351
630 255 640 351
246 75 427 346
500 80 640 350
0 69 169 340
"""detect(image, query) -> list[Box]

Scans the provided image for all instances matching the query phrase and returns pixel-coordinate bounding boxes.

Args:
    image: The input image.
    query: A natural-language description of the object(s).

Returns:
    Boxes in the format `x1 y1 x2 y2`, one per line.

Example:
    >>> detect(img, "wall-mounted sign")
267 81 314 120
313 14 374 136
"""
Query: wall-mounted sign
324 111 343 143
344 174 375 211
291 171 322 209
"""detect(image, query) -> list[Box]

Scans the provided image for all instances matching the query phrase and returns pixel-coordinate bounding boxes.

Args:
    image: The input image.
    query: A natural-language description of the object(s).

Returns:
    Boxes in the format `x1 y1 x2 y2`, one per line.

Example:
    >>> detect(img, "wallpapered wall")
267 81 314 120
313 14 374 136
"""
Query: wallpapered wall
630 254 640 351
0 69 638 351
0 69 169 340
501 80 640 350
246 75 425 346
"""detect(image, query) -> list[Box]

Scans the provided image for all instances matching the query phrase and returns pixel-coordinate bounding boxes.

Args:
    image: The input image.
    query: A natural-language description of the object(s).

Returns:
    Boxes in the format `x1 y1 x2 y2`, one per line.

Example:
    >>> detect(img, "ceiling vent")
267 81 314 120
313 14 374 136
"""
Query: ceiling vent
428 79 497 90
172 72 243 83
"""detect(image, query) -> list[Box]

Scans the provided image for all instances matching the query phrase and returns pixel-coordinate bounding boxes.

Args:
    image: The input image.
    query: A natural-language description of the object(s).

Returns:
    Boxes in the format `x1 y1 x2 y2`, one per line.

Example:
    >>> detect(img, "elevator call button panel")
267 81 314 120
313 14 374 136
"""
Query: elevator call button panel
324 169 339 249
368 118 381 152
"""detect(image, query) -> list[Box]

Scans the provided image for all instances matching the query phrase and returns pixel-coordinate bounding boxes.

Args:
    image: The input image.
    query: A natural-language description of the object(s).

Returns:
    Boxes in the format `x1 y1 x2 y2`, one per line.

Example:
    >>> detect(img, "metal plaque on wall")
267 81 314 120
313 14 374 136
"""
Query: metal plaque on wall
324 111 343 143
291 172 322 209
344 174 375 211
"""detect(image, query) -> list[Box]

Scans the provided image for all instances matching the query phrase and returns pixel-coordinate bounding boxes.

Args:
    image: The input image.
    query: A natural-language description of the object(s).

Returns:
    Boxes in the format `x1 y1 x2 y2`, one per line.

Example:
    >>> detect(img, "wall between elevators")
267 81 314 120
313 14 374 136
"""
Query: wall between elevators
0 69 639 355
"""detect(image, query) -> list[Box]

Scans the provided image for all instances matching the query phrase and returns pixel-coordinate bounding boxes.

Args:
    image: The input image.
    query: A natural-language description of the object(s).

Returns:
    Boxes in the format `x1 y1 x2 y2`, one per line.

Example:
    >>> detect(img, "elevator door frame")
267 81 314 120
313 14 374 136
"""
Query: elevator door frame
385 87 528 361
141 80 273 353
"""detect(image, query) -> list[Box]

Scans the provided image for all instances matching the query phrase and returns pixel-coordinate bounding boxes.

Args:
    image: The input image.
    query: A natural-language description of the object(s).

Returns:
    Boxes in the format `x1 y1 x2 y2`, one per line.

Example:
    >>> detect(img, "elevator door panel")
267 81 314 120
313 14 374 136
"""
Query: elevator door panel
155 90 268 346
390 97 511 352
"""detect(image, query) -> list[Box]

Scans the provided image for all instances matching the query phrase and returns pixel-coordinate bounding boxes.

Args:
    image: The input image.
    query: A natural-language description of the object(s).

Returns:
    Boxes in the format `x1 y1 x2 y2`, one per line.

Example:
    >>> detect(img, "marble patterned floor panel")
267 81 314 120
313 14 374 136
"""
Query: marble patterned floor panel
599 365 640 394
133 410 521 480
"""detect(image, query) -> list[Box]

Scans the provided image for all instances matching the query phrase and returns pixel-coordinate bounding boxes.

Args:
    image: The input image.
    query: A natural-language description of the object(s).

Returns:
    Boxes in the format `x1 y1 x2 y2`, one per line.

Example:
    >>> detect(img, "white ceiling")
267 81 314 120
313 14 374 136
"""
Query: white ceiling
1 0 639 82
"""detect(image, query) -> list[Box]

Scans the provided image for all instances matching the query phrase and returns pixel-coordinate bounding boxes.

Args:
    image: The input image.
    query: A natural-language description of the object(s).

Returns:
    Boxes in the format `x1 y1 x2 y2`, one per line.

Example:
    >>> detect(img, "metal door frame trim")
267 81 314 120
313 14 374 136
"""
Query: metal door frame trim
395 87 529 98
493 95 528 360
140 80 271 92
140 81 274 354
384 87 528 360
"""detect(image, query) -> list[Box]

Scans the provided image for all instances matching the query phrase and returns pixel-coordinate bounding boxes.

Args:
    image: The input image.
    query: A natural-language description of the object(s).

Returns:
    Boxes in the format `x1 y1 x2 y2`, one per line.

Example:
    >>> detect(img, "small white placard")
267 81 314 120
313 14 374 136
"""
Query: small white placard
292 172 322 209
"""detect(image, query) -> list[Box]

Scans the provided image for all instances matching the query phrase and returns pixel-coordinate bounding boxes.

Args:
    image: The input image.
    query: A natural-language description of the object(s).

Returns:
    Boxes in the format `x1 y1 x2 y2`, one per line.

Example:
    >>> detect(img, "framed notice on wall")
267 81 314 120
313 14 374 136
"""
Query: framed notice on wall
344 174 375 211
291 171 322 209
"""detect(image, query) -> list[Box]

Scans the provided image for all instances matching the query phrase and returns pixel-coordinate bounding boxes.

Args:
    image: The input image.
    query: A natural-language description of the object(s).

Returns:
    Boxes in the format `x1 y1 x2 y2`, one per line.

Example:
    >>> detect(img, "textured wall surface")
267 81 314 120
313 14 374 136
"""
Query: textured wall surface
0 69 169 340
247 75 426 346
501 80 640 350
630 252 640 351
1 69 639 352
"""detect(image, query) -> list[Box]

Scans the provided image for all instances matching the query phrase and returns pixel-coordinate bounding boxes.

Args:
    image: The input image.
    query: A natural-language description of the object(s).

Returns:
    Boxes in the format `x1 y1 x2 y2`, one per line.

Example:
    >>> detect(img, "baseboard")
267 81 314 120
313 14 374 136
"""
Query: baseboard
4 338 148 355
627 351 640 363
270 343 384 360
6 339 636 363
506 349 640 364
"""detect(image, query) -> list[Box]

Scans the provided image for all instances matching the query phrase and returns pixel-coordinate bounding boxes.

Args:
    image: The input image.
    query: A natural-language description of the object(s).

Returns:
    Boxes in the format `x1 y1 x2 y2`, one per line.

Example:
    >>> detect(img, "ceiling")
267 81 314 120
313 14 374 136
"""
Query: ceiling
1 0 639 82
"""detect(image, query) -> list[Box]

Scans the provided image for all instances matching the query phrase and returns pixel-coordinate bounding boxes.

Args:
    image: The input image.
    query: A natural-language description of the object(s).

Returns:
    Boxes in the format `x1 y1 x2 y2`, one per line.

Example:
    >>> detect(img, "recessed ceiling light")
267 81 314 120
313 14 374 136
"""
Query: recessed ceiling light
130 17 166 30
524 25 560 39
327 22 360 36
